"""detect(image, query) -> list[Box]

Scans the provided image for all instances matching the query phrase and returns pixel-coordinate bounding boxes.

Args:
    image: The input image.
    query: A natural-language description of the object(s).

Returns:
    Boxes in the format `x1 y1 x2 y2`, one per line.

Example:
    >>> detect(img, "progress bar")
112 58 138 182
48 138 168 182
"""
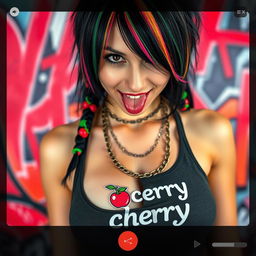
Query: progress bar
212 242 247 248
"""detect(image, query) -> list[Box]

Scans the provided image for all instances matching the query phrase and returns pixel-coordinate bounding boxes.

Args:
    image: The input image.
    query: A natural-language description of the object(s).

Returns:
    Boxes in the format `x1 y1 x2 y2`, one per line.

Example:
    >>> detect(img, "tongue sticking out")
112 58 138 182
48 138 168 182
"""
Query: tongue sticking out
121 94 148 114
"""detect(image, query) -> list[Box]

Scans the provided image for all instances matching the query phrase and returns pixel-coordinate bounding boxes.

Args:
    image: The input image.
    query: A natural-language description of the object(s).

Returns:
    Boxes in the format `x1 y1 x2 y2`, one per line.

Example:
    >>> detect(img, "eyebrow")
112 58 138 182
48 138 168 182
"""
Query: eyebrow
104 46 127 56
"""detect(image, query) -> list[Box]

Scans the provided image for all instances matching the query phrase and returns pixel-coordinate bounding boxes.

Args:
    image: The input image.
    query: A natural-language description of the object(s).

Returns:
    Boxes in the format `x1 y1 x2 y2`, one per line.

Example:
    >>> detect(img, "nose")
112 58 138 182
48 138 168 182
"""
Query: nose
126 65 146 92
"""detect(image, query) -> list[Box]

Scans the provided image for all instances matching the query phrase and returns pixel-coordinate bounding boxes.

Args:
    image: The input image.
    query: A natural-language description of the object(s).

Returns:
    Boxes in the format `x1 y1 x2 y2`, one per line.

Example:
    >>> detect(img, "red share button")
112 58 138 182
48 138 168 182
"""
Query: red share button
118 231 138 251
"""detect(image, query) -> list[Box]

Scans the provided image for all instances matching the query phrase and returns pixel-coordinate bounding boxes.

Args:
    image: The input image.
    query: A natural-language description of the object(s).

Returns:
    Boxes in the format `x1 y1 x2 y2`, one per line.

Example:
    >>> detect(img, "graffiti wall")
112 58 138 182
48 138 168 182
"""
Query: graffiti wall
6 11 249 226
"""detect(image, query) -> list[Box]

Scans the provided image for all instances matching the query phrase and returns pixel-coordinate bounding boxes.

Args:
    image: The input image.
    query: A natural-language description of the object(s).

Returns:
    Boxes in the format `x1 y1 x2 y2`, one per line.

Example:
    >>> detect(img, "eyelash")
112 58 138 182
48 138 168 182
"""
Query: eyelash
104 54 125 65
103 54 153 66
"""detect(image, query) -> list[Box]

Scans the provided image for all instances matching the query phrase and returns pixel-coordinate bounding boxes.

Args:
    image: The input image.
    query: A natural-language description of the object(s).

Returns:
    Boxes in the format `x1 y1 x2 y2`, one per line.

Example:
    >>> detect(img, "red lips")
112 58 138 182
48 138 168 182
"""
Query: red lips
118 90 151 114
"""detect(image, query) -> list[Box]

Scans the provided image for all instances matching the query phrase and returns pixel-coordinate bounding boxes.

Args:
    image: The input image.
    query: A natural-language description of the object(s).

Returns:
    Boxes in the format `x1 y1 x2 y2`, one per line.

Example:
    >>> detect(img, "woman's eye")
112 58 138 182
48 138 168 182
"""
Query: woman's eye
104 54 125 64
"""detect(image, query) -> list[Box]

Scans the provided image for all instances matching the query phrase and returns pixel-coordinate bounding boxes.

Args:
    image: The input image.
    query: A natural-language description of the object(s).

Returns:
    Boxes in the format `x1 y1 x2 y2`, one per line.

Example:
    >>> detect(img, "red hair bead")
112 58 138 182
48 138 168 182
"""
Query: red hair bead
78 128 89 138
89 104 97 112
82 101 89 109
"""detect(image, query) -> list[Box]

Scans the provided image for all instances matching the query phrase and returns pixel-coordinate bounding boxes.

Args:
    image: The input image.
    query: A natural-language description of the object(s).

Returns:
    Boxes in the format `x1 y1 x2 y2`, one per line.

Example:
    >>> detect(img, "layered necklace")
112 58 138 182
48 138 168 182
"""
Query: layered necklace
101 97 170 178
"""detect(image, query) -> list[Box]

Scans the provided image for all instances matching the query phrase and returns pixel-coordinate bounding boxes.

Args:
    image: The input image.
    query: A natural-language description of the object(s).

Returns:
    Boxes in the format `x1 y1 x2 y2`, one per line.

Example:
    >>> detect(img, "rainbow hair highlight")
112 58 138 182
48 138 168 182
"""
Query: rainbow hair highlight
80 47 94 92
140 12 188 83
80 12 116 91
124 12 155 64
80 11 192 92
103 12 116 50
92 12 103 77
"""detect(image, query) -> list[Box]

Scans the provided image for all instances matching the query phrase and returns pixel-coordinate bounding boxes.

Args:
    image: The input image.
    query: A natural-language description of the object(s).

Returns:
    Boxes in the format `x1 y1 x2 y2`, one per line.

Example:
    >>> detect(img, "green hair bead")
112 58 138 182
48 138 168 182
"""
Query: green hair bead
79 120 87 128
85 96 92 105
79 120 89 133
181 91 188 100
72 148 82 154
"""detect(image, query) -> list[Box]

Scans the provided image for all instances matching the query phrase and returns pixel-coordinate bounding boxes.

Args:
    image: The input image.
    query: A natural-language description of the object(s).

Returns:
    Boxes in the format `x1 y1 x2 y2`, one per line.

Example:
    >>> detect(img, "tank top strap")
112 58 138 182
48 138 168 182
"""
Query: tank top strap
71 148 86 193
173 110 207 178
173 110 195 159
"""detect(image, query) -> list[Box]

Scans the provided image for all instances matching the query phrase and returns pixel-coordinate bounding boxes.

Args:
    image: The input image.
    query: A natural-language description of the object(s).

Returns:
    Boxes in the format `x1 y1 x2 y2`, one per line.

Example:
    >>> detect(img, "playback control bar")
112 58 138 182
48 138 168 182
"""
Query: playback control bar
212 242 247 248
193 240 247 249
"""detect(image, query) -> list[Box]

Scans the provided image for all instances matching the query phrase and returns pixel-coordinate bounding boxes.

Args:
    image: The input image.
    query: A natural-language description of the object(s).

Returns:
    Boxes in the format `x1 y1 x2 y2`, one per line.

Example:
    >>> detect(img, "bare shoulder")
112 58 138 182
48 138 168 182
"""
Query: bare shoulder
177 108 235 174
39 120 79 181
40 120 79 148
39 120 80 225
180 108 234 143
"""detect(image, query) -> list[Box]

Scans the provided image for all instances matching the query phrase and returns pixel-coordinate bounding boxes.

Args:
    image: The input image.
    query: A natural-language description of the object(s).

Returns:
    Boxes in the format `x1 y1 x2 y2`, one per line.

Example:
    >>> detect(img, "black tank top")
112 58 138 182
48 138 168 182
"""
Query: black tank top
69 110 216 226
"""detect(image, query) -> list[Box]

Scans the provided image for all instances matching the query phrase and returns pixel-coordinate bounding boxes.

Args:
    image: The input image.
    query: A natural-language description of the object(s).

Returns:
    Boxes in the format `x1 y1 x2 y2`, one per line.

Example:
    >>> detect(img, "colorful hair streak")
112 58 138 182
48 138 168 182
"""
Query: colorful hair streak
177 12 191 78
103 12 116 48
92 12 103 77
87 12 115 91
80 47 94 92
141 12 187 83
124 12 155 65
156 12 183 72
167 12 190 79
183 44 190 79
92 12 116 78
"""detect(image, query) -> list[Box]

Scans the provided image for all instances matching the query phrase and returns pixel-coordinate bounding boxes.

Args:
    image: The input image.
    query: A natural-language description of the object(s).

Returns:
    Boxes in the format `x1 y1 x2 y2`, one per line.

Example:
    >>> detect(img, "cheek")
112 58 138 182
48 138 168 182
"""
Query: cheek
150 72 170 89
99 66 123 89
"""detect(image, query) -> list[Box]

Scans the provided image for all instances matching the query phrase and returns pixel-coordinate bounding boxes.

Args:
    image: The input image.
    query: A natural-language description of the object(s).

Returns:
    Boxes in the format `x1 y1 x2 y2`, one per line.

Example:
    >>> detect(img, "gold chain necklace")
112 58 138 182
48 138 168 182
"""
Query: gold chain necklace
104 104 166 157
101 103 170 178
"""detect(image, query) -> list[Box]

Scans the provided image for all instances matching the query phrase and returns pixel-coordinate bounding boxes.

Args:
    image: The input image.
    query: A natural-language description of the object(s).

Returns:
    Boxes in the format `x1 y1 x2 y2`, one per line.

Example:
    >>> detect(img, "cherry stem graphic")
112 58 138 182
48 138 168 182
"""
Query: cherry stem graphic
105 185 127 195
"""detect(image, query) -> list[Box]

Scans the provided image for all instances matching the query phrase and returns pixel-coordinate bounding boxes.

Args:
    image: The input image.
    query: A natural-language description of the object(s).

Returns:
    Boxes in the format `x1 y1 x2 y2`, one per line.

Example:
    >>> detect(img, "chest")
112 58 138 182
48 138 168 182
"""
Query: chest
68 115 213 211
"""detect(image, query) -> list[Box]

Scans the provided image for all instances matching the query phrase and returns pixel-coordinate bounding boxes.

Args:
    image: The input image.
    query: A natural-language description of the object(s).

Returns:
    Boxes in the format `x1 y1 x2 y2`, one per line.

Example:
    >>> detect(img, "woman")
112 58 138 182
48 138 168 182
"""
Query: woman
39 8 237 226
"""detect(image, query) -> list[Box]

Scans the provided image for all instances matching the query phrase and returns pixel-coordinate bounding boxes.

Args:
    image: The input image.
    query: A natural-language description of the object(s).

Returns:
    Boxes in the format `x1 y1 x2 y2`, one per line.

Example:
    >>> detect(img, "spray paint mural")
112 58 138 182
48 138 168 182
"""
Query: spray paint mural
6 11 249 226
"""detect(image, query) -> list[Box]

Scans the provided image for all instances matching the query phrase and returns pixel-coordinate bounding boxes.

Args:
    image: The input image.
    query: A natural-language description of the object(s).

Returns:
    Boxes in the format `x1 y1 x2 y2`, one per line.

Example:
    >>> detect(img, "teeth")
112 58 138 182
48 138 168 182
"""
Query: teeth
126 95 141 99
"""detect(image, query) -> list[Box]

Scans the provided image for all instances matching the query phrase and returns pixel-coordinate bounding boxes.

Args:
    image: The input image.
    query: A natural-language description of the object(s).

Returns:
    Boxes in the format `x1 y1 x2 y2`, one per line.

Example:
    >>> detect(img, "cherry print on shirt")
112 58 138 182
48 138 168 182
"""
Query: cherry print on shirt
105 185 131 208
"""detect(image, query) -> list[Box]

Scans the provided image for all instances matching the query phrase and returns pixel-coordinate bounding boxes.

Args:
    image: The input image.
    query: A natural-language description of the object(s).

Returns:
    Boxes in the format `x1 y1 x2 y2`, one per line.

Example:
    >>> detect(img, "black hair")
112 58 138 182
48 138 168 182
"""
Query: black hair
61 8 201 186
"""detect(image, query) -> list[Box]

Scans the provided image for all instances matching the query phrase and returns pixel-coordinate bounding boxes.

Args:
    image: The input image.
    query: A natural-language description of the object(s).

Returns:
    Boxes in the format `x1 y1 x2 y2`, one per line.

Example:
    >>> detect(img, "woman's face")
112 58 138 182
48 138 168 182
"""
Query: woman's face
98 22 170 118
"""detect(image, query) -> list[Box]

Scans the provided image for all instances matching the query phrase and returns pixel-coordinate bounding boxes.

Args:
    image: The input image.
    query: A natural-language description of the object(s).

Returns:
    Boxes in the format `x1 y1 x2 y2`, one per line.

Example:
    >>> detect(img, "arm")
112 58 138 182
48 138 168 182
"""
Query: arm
39 126 75 226
207 112 238 226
